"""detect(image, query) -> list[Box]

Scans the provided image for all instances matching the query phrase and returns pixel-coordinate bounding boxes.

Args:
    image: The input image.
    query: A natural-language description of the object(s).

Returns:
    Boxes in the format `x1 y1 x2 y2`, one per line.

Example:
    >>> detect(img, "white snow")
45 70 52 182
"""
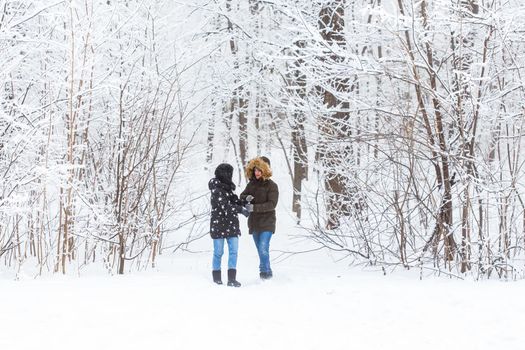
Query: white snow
1 164 524 350
1 244 524 350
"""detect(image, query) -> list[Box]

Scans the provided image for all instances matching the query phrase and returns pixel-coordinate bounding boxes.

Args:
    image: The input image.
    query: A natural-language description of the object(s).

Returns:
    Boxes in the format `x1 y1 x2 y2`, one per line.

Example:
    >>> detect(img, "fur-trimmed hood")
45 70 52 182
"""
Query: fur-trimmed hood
245 157 272 181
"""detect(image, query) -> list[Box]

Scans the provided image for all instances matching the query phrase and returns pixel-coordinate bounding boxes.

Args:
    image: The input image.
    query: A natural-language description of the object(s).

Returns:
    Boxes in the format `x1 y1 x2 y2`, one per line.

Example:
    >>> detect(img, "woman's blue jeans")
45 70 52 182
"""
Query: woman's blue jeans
212 237 239 270
252 231 273 273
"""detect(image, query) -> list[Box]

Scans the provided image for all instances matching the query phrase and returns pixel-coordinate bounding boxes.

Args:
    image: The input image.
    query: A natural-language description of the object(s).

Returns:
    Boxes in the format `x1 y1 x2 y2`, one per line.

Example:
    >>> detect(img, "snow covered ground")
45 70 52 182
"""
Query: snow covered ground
1 242 524 350
1 165 525 350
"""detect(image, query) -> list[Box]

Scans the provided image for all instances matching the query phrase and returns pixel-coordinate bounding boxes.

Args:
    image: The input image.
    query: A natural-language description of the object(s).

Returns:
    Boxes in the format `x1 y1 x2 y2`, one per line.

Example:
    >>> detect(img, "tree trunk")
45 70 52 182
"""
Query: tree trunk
290 41 308 221
318 0 352 229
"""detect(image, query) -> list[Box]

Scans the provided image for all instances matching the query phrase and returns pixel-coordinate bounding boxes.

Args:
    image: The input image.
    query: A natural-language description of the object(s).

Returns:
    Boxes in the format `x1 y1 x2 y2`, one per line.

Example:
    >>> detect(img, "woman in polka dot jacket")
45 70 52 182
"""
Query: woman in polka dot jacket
208 163 250 287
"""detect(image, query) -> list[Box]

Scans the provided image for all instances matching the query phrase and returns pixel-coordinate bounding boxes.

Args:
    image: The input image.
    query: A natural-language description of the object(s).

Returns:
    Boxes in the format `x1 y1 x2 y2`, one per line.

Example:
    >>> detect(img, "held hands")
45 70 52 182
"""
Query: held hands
239 205 250 218
240 195 254 216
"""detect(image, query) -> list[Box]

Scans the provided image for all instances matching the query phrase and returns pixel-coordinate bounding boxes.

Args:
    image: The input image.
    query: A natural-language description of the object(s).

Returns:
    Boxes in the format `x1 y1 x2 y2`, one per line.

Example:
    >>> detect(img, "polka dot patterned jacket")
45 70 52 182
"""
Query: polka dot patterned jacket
208 164 244 239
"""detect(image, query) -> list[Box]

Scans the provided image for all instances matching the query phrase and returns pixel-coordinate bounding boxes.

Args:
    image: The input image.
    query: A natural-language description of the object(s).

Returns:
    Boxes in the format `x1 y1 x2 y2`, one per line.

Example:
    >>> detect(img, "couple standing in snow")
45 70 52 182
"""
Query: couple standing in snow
208 156 279 287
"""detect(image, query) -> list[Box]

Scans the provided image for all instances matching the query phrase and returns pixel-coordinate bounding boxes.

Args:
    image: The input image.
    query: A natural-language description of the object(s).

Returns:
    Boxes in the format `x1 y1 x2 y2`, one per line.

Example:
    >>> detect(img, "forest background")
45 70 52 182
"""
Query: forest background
1 0 525 280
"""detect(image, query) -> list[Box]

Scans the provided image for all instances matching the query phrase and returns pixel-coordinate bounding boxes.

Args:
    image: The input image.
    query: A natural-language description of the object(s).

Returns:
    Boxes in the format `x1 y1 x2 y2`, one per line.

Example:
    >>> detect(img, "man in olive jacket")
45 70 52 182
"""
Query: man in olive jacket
240 156 279 279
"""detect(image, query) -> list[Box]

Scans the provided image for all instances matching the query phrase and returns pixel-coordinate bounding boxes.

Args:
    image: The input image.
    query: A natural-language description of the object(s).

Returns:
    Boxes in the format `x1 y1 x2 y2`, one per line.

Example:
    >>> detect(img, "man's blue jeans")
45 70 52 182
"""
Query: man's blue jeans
252 231 272 273
212 237 239 270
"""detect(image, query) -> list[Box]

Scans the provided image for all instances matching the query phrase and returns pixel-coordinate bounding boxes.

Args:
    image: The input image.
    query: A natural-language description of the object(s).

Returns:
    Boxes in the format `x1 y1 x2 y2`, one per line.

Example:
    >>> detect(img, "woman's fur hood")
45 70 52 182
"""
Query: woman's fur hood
245 157 272 181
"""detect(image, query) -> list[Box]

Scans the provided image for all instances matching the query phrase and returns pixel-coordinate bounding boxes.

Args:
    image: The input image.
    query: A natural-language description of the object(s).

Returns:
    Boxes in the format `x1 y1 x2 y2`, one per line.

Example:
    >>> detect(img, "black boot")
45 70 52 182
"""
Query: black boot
212 270 222 285
227 269 241 287
260 271 273 280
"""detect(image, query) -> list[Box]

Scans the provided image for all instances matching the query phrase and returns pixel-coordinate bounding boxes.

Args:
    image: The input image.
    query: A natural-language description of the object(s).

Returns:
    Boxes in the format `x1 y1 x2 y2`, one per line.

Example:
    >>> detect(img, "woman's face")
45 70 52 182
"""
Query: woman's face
254 167 262 180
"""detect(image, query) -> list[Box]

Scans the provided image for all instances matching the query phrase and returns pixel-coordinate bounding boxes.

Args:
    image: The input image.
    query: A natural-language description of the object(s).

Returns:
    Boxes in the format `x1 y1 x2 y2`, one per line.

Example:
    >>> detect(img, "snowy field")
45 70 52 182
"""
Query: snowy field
1 242 524 350
1 168 525 350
